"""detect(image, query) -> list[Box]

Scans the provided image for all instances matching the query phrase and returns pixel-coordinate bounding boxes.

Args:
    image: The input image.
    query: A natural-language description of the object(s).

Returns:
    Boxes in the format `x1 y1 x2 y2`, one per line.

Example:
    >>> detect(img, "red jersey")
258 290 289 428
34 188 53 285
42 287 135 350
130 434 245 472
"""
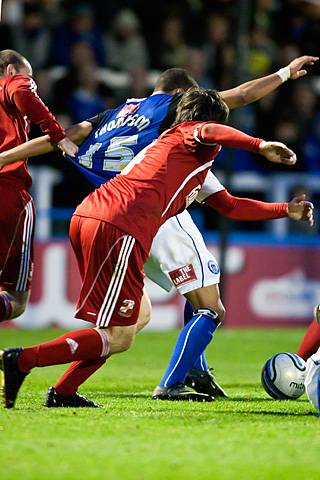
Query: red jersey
0 74 65 188
75 121 262 253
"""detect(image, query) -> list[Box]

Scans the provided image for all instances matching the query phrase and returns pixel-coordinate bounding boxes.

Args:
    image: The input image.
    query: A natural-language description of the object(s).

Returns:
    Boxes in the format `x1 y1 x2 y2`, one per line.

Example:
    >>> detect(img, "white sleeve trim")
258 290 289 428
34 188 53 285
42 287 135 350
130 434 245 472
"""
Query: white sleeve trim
194 127 217 147
196 170 225 203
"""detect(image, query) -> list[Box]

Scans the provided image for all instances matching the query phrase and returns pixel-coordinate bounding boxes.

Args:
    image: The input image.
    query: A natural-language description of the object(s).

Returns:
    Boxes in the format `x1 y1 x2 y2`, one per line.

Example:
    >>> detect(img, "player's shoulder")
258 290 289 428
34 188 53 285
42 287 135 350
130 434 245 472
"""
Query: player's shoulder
107 93 175 119
143 92 176 108
6 74 33 85
118 93 172 108
165 121 206 136
160 121 219 151
180 121 208 130
5 74 37 91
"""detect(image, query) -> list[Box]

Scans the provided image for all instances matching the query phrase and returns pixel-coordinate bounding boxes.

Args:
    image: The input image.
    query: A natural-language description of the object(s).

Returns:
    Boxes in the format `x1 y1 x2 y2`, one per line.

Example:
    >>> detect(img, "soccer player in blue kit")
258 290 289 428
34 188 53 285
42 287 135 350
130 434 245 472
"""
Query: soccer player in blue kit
0 55 316 405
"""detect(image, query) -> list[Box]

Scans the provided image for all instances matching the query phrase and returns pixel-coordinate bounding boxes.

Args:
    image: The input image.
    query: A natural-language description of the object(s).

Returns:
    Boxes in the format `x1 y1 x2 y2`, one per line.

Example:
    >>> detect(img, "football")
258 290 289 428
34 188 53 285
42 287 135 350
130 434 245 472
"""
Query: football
261 352 307 400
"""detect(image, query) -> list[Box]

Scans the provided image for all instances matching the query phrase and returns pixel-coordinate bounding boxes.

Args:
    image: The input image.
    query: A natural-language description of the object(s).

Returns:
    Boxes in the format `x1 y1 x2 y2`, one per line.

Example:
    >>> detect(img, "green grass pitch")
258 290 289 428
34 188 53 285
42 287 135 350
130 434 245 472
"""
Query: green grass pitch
0 327 319 480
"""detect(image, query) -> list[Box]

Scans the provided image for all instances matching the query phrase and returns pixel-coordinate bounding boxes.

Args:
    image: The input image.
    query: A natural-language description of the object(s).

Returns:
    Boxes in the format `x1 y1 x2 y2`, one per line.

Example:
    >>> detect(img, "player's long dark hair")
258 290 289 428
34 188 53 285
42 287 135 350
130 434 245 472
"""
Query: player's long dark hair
173 87 229 126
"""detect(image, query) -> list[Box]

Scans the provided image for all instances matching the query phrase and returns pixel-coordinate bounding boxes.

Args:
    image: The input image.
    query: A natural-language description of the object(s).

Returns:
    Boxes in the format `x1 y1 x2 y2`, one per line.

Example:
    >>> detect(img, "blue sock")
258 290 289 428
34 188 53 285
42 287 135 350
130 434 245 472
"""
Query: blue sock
184 301 209 372
159 309 220 388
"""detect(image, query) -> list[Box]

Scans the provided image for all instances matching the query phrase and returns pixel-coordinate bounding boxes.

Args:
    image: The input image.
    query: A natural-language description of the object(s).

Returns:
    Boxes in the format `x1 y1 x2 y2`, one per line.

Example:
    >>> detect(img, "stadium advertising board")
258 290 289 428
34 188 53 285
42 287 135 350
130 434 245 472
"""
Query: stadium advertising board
4 241 319 330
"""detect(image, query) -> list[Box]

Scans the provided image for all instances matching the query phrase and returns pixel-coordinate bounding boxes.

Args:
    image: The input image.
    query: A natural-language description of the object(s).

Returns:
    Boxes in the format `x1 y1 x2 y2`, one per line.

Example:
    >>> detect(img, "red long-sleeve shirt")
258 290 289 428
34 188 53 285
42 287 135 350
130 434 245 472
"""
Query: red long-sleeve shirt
0 74 65 187
203 188 288 220
196 171 288 220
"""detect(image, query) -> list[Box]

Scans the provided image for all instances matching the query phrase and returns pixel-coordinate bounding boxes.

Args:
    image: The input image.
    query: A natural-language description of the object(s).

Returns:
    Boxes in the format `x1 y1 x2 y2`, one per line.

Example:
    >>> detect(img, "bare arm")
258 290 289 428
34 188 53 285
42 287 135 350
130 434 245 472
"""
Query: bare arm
219 55 318 109
0 121 93 167
65 121 94 144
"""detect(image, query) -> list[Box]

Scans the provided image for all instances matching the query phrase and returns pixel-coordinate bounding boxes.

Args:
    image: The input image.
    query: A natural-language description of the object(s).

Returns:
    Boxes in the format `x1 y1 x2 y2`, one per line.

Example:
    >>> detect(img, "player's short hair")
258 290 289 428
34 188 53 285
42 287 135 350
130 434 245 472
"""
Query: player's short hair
0 49 27 76
154 68 198 93
173 87 229 125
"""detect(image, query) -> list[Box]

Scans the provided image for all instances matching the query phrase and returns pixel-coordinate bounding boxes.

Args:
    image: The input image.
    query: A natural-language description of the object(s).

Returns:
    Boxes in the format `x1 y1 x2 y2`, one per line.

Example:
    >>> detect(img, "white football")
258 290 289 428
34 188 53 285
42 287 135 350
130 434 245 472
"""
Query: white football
261 352 306 399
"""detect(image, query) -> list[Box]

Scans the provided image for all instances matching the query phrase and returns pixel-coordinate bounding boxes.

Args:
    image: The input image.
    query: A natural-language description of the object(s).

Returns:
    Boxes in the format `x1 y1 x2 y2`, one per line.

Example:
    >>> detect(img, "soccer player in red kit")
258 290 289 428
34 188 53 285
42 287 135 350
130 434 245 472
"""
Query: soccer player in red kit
0 58 316 402
0 86 308 408
0 49 78 322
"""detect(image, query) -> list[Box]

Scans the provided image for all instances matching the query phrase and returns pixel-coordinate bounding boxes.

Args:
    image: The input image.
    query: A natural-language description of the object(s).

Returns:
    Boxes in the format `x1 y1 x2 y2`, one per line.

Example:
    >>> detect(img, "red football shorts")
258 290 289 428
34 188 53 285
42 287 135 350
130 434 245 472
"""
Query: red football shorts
0 179 35 292
70 215 148 327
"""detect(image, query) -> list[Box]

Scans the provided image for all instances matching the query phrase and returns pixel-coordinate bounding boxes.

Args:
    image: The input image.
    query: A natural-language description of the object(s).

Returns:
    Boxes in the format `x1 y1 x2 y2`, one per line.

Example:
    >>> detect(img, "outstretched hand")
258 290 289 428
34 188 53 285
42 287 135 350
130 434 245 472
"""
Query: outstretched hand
288 55 319 80
288 194 314 226
259 140 297 165
57 137 79 157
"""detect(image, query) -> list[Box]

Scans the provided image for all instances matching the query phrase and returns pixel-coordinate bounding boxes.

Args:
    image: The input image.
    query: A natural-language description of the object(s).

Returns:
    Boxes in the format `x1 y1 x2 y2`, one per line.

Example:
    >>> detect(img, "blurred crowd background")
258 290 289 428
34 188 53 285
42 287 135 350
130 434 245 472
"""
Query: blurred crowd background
1 0 319 234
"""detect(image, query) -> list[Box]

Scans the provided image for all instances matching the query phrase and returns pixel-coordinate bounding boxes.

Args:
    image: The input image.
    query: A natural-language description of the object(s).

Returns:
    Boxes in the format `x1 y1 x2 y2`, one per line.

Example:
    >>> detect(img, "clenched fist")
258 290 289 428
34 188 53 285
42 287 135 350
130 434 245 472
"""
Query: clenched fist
57 137 79 157
288 194 314 226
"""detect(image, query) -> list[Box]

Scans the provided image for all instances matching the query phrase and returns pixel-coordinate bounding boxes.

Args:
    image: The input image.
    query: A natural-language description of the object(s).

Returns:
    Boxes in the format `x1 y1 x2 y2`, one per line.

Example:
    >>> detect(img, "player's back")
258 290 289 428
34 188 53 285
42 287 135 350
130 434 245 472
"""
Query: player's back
0 75 30 149
68 93 180 187
0 75 32 187
75 121 220 253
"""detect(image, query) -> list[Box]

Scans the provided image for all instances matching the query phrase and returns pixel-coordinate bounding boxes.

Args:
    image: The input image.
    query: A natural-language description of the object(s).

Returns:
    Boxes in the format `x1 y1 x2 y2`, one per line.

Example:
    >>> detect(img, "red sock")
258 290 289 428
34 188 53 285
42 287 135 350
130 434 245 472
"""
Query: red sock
18 328 108 373
297 317 320 360
0 293 12 321
54 358 107 397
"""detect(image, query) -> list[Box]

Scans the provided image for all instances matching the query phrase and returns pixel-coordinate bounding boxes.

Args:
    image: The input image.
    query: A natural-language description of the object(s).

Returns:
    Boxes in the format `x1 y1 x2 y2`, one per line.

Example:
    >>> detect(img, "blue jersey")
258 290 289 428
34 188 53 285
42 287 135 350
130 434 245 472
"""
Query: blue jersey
67 93 181 187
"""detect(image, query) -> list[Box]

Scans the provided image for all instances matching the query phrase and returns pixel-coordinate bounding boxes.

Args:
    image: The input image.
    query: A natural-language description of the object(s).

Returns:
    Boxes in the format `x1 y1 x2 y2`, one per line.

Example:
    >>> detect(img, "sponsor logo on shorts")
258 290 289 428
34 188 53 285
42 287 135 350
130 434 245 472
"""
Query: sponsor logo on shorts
119 299 135 317
168 264 197 287
208 260 220 275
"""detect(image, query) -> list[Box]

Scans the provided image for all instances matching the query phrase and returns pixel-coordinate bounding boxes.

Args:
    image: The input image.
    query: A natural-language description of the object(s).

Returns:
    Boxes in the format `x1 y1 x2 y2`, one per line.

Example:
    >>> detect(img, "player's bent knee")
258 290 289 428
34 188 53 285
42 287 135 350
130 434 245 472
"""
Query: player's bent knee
136 312 150 332
184 284 225 322
10 301 27 319
196 303 225 324
217 304 226 323
2 290 29 320
136 302 151 332
136 289 152 332
107 325 136 355
195 307 222 327
206 298 226 323
117 334 134 353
